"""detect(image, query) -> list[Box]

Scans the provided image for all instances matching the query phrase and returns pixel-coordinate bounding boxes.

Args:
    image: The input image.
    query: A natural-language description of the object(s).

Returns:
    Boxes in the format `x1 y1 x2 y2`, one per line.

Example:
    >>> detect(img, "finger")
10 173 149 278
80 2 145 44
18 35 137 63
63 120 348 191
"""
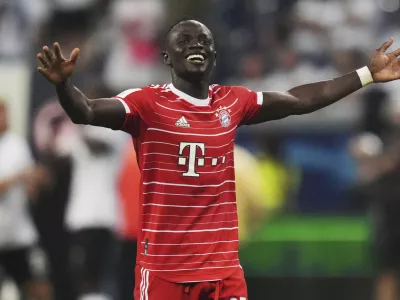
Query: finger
53 42 63 60
43 46 54 62
391 47 400 57
378 38 393 53
37 67 47 76
69 48 80 65
37 53 49 68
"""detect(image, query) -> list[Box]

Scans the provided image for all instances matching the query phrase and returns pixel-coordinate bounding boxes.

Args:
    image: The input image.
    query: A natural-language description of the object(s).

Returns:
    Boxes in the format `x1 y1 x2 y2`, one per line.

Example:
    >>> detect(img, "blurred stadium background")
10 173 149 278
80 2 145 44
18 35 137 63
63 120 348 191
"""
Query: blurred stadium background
2 0 400 299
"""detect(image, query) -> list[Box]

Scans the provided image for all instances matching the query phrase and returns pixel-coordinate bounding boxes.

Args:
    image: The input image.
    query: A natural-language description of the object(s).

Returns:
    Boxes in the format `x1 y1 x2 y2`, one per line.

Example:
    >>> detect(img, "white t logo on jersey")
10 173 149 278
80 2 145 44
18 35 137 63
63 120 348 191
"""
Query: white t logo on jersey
178 142 205 177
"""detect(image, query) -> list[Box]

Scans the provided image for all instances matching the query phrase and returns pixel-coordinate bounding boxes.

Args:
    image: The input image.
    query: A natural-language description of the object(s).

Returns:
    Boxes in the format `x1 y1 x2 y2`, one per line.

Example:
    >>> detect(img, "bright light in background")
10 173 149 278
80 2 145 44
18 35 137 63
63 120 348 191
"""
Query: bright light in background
377 0 400 12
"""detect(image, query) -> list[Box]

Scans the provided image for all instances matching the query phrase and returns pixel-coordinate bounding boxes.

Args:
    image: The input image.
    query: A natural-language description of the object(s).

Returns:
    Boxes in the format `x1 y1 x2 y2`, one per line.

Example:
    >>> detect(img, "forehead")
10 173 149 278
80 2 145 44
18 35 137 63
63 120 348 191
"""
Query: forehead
169 21 213 40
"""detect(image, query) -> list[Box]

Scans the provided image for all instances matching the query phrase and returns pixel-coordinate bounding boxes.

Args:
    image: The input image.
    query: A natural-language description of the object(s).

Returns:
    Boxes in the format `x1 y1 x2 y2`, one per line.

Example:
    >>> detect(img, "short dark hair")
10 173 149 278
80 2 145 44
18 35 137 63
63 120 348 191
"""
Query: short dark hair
163 17 206 48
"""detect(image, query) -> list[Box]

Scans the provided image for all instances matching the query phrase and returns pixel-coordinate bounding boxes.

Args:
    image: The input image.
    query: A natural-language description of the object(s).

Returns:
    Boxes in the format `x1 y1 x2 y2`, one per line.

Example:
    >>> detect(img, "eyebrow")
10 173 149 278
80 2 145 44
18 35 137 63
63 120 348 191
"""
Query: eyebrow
176 33 192 37
175 32 213 40
198 33 213 39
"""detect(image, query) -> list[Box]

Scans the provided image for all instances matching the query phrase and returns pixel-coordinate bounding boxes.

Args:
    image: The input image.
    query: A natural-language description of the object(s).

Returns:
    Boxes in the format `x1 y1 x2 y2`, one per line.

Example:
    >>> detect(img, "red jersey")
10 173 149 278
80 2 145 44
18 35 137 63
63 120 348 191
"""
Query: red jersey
114 83 263 282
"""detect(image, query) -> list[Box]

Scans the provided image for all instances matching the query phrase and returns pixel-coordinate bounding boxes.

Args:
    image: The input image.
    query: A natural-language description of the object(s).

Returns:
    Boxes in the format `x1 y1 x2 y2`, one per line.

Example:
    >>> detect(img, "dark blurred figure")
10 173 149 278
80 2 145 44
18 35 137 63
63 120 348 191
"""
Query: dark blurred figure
351 137 400 300
45 0 110 40
349 88 400 300
0 99 50 300
32 100 76 300
361 88 389 138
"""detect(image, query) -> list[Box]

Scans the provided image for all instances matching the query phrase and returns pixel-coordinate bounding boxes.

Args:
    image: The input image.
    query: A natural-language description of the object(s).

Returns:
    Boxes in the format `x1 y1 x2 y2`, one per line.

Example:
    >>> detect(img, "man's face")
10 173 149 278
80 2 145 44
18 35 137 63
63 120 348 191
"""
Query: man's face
0 103 7 134
164 21 216 82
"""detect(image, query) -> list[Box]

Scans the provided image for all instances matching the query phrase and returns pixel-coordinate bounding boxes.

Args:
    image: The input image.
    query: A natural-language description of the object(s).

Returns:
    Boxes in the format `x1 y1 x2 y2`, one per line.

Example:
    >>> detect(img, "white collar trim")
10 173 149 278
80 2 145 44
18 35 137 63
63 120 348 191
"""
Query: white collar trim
168 84 210 107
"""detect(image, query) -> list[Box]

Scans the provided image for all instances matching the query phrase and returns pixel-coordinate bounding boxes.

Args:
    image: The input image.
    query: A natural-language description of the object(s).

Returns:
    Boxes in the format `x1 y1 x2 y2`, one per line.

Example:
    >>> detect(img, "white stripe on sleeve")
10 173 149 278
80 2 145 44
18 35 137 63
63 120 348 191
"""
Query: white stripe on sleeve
256 92 263 105
116 98 131 114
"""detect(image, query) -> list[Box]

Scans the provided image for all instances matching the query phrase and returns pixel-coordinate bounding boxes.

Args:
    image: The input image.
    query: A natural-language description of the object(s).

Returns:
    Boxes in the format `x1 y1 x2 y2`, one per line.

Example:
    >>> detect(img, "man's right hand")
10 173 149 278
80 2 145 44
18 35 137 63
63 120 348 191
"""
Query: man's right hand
36 42 126 130
37 42 80 85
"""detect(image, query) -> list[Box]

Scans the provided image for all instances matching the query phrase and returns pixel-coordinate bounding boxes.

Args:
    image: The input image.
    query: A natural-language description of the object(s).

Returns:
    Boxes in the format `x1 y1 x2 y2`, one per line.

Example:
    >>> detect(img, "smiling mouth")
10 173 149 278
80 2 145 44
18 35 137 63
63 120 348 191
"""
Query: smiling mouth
185 54 206 64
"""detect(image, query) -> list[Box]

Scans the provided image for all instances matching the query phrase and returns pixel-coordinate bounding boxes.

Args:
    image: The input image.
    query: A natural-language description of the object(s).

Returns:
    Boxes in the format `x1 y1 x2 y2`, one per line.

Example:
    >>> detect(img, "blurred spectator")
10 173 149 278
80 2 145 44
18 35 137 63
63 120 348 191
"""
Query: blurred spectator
32 100 76 300
350 133 400 300
234 145 268 241
48 0 109 35
103 0 168 90
61 124 127 300
349 86 400 300
256 136 300 212
116 141 140 300
360 88 390 139
0 99 50 300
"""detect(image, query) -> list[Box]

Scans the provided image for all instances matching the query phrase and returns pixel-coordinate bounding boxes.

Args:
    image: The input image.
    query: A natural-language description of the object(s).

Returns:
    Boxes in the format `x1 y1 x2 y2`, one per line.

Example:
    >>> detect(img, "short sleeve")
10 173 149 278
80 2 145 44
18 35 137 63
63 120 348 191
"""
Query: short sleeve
231 86 263 126
113 88 149 134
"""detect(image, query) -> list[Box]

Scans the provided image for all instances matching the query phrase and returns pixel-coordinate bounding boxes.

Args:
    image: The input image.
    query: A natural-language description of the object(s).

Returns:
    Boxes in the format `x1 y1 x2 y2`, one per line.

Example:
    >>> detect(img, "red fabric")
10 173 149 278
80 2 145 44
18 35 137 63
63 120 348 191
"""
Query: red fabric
114 84 262 282
118 141 141 239
134 265 247 300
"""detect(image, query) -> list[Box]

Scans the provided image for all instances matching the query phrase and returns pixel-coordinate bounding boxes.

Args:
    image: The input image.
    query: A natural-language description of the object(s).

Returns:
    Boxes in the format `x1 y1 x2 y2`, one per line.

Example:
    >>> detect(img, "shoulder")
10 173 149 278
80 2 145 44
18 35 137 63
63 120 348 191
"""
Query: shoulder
210 84 229 95
114 85 168 115
227 86 263 108
210 84 241 99
115 87 147 99
115 84 170 100
213 85 255 97
229 86 255 96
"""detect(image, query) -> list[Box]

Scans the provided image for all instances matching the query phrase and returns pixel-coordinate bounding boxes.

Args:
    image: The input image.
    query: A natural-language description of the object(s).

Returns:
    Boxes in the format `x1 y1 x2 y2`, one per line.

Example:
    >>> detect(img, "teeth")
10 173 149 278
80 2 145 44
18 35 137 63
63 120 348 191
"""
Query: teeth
187 54 205 61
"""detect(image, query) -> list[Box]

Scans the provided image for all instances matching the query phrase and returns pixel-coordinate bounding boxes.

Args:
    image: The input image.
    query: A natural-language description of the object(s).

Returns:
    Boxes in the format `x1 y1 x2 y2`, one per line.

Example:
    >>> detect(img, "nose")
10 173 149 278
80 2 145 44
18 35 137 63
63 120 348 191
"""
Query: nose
188 39 203 49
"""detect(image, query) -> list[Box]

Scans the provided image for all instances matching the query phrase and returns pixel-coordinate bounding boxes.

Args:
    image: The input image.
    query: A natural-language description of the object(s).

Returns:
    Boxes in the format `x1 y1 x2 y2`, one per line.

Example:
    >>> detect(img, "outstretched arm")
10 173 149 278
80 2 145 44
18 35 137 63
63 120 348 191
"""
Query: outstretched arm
37 43 126 129
251 39 400 123
55 79 125 129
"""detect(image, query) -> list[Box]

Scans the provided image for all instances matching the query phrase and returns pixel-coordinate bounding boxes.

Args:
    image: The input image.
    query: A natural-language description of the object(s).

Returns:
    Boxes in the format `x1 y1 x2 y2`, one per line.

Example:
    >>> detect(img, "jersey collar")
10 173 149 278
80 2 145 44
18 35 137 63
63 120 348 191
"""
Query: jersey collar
168 84 211 107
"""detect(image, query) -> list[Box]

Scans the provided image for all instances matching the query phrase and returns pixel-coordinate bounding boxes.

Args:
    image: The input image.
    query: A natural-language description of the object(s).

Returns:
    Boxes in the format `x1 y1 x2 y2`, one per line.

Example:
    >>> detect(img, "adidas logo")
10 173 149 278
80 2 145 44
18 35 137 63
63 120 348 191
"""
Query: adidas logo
175 116 190 128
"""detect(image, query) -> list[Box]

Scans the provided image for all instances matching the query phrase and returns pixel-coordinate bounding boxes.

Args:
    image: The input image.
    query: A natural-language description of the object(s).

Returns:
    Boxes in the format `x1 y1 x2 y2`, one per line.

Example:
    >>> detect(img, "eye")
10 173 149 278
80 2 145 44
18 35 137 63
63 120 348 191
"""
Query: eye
201 39 212 45
178 39 189 45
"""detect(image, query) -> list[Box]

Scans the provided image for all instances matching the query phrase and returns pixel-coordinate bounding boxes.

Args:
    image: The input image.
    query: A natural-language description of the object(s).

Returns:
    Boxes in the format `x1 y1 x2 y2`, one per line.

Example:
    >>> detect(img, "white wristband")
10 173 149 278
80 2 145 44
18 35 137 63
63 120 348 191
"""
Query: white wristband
356 66 374 87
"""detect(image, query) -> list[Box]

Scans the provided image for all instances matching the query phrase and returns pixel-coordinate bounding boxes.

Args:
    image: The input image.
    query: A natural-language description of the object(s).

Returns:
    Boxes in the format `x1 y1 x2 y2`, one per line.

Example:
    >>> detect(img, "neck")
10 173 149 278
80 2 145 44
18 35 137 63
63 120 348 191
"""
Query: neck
171 72 209 99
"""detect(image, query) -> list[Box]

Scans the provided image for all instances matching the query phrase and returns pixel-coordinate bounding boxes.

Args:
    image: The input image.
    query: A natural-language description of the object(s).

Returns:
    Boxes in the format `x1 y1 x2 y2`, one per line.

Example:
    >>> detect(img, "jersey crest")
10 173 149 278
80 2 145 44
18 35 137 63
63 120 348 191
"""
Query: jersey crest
215 106 232 128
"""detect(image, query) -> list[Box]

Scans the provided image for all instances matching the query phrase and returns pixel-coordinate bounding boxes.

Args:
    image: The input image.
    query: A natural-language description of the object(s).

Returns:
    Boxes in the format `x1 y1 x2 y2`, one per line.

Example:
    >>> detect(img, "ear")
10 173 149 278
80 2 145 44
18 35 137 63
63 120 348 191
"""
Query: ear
162 51 171 66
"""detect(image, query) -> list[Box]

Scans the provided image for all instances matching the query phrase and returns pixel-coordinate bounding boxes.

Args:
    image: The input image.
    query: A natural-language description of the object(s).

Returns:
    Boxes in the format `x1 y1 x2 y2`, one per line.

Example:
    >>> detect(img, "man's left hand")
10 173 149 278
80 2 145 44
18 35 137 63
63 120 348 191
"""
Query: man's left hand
370 38 400 83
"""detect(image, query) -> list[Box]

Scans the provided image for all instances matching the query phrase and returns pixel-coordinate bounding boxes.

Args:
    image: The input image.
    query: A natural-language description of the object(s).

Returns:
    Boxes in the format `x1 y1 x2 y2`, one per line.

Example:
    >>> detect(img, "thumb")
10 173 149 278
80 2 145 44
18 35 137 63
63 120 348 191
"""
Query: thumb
69 48 80 65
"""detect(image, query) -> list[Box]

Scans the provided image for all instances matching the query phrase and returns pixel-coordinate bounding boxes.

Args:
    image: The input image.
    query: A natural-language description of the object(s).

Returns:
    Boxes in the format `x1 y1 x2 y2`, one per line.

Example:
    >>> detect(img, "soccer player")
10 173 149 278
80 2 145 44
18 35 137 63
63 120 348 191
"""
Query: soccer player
37 19 400 300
